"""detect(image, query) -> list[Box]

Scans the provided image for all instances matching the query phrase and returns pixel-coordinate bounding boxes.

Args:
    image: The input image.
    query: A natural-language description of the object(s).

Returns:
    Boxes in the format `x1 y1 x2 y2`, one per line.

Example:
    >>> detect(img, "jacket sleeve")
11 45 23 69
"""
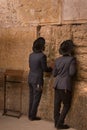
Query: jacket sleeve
41 55 52 72
52 61 58 77
69 58 77 76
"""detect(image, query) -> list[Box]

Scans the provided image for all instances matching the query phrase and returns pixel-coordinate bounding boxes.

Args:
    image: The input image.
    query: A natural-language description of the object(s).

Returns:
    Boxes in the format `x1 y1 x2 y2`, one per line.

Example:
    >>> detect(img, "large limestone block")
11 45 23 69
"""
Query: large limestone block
62 0 87 23
72 24 87 46
17 0 61 25
0 0 61 27
66 81 87 130
0 27 36 70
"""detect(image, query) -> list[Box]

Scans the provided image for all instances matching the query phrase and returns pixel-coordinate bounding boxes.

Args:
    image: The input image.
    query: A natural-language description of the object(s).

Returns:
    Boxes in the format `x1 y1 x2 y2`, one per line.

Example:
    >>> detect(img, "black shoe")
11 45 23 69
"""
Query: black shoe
29 116 41 121
57 124 70 129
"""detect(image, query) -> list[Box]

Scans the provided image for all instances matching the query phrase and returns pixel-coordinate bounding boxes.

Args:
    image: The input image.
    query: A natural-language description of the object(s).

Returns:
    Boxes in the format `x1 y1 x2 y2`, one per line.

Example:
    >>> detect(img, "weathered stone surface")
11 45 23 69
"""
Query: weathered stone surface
0 27 36 70
0 0 61 27
0 1 87 130
62 0 87 23
66 81 87 130
72 24 87 46
0 0 87 27
0 23 87 130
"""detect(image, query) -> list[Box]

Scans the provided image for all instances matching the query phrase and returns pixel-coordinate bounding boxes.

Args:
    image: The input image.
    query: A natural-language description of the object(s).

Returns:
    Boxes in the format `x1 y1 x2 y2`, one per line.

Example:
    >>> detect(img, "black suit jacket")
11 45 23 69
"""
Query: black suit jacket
53 56 76 91
28 52 52 86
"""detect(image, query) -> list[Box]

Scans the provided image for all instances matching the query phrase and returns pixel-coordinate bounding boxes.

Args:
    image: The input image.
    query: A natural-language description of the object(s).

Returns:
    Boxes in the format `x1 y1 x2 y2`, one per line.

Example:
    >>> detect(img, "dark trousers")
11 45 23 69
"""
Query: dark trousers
54 89 72 127
28 83 42 118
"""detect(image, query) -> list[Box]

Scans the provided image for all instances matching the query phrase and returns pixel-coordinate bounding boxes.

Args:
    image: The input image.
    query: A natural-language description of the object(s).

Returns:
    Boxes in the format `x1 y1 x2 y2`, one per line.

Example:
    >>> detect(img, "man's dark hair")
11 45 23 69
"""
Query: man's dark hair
32 37 45 52
59 40 75 55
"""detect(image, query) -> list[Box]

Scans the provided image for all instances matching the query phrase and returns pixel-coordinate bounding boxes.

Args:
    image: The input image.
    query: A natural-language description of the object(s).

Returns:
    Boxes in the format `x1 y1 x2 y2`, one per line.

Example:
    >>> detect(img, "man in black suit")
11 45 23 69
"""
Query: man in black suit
28 37 52 121
53 40 77 129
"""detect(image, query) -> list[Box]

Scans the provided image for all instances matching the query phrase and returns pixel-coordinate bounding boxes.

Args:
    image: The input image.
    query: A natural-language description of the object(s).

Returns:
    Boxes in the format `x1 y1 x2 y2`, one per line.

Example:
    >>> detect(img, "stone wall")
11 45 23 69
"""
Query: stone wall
37 24 87 130
0 23 87 130
62 0 87 24
0 27 36 70
0 0 61 27
0 0 87 130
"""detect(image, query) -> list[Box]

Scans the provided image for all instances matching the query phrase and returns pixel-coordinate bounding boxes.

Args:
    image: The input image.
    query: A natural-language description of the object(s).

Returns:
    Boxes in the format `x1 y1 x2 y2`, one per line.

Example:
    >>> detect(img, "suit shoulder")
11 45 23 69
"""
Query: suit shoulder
40 52 46 57
69 56 76 61
55 56 63 61
37 52 46 59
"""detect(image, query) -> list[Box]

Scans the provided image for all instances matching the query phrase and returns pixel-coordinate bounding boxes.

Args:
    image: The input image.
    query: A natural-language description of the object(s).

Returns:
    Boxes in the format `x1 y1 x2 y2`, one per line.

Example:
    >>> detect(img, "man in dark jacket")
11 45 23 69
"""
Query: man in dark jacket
28 37 52 121
53 40 77 129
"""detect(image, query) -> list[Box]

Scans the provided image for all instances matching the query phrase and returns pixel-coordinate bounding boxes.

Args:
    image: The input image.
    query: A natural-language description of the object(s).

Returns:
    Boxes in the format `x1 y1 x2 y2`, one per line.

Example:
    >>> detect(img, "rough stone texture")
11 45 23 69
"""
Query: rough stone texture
72 24 87 81
0 1 87 130
0 24 87 130
0 0 61 27
0 27 36 70
62 0 87 23
37 24 87 130
0 0 87 27
66 82 87 130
